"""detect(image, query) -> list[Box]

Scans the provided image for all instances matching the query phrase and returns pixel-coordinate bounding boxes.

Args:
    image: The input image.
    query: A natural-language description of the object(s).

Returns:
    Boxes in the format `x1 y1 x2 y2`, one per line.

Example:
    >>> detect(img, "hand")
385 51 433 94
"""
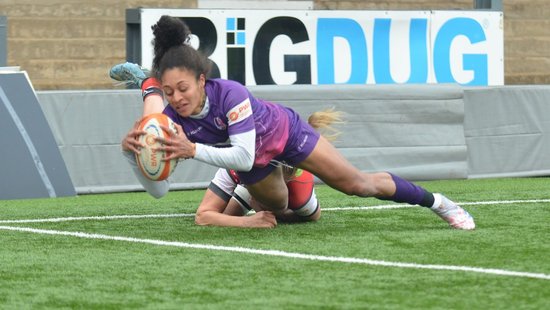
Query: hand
121 119 147 154
156 123 196 161
244 211 278 228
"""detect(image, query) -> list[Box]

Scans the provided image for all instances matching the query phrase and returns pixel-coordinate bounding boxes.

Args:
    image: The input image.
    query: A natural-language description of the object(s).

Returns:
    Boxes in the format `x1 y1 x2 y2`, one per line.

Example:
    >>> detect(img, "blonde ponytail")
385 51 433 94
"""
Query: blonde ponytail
307 107 344 142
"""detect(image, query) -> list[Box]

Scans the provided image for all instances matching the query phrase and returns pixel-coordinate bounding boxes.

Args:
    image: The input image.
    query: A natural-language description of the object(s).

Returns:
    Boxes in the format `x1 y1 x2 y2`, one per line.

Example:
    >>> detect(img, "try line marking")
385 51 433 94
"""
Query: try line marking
0 198 548 224
0 225 548 281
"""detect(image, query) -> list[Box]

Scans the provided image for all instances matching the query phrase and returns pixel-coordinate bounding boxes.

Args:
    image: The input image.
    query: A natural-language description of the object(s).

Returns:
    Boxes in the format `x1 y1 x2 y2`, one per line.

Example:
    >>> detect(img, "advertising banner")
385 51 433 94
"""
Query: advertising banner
138 9 503 86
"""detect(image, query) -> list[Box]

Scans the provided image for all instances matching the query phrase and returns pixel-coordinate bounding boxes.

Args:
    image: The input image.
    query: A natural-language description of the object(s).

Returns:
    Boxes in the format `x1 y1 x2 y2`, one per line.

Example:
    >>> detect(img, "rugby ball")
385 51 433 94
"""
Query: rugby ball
136 113 178 181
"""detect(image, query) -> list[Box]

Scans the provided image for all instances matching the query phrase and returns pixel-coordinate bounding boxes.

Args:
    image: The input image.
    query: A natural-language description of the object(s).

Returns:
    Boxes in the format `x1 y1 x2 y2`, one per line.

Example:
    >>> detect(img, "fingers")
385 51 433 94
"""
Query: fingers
256 211 277 227
123 139 143 154
121 127 147 153
154 125 195 160
132 119 141 129
159 124 182 138
162 150 179 161
155 125 179 146
173 123 184 135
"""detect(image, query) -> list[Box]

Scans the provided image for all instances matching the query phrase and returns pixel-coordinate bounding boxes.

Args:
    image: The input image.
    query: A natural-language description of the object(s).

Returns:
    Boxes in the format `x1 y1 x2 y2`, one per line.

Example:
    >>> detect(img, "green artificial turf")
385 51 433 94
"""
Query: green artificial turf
0 177 548 309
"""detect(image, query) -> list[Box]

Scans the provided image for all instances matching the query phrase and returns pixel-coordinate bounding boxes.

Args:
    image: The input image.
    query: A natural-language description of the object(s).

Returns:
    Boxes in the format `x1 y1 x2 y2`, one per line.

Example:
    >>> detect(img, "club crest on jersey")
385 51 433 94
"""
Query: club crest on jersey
214 117 227 130
227 99 252 126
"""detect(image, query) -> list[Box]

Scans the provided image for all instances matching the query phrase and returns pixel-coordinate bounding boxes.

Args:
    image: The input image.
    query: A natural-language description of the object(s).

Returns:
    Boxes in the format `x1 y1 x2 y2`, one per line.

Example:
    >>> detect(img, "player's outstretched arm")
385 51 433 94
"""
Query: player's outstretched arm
195 188 277 228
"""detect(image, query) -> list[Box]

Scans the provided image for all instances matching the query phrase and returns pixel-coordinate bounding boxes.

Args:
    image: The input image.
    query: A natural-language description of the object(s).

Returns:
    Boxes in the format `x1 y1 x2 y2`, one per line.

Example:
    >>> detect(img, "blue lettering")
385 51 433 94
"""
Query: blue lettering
373 18 428 84
317 18 367 84
434 17 488 85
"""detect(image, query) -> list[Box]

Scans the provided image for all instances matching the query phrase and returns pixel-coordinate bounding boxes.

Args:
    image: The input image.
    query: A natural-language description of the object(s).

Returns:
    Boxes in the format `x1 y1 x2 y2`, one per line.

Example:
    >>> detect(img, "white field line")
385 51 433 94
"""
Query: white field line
0 225 548 281
322 198 550 211
0 213 194 224
1 198 548 224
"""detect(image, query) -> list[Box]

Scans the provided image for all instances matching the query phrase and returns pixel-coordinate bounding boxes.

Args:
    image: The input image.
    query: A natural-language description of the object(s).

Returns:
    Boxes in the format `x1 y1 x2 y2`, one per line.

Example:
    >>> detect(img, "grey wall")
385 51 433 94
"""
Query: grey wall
35 84 550 194
464 86 550 178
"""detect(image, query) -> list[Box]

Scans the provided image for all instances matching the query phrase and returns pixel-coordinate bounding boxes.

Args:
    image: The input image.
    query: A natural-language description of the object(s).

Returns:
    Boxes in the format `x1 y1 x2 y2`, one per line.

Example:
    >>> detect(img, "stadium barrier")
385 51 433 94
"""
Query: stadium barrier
35 84 550 194
464 86 550 178
0 71 75 199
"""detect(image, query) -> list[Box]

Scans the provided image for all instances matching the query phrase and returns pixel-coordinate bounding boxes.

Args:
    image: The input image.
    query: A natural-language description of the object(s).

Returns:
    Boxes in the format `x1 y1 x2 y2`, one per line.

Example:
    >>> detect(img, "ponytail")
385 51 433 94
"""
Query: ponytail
308 107 344 142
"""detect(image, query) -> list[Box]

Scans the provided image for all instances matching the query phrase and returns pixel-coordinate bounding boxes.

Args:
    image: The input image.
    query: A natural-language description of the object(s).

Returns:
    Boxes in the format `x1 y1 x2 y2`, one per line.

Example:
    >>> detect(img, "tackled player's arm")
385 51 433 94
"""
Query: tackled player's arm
195 170 276 228
195 188 277 228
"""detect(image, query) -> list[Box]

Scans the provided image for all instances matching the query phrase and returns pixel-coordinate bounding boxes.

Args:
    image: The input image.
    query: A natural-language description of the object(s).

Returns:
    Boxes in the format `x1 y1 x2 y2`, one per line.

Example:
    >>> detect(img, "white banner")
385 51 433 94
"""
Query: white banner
138 9 503 86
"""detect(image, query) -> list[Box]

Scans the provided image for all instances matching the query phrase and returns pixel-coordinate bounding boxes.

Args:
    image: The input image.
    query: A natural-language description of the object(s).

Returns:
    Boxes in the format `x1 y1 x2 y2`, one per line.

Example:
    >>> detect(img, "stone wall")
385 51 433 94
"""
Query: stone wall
0 0 548 89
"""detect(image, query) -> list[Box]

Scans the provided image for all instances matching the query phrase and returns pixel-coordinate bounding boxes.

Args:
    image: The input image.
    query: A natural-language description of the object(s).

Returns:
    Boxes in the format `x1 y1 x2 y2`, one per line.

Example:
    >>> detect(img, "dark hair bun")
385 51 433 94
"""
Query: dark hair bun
151 16 191 70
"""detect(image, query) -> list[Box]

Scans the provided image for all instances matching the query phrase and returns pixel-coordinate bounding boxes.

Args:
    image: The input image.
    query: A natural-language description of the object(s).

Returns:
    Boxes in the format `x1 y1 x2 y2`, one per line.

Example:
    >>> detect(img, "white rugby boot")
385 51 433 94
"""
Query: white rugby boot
430 194 475 230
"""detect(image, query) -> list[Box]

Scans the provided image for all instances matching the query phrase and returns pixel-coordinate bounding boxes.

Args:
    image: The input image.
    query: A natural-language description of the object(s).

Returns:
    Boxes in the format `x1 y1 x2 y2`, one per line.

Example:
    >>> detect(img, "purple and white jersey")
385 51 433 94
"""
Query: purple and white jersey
163 79 290 167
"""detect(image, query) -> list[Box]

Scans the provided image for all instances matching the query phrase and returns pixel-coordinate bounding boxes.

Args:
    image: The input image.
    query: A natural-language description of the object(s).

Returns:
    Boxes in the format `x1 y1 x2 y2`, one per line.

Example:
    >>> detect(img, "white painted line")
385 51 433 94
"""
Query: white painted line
323 204 415 211
460 199 550 206
0 213 195 224
1 225 548 280
322 198 550 211
1 198 548 224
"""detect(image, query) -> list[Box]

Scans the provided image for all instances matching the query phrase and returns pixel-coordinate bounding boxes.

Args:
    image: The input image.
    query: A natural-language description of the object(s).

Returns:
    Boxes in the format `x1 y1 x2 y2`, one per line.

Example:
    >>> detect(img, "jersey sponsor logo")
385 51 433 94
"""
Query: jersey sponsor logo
227 99 252 126
187 125 203 136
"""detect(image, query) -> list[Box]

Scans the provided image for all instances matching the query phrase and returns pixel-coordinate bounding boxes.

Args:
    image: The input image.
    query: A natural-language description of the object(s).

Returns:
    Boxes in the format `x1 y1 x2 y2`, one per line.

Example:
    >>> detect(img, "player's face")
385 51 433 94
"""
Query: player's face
161 68 206 117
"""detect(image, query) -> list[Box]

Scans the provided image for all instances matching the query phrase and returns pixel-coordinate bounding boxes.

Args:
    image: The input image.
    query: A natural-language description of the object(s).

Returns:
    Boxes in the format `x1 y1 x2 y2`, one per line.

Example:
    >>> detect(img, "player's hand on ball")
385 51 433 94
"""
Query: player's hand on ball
121 119 146 154
156 123 196 160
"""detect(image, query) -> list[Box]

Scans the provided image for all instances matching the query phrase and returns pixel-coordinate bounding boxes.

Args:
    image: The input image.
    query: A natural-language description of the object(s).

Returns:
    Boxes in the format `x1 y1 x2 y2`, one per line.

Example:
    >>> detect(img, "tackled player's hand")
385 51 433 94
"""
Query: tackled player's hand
245 211 277 228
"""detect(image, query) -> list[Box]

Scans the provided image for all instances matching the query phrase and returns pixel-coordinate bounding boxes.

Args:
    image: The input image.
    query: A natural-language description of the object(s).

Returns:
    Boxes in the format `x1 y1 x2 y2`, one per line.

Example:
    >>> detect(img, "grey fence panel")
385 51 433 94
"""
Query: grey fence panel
37 84 467 193
250 84 467 181
34 84 550 194
464 86 550 178
37 90 218 194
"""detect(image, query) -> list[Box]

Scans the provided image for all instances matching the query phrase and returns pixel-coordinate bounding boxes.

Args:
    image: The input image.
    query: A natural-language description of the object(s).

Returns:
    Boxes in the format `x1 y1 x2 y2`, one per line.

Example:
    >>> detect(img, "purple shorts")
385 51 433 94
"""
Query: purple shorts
237 107 320 185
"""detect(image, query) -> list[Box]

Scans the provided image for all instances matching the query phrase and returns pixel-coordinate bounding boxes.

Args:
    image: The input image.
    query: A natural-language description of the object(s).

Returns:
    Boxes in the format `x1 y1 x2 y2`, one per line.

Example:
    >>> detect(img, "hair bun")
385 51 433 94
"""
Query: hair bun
152 15 191 51
151 15 209 79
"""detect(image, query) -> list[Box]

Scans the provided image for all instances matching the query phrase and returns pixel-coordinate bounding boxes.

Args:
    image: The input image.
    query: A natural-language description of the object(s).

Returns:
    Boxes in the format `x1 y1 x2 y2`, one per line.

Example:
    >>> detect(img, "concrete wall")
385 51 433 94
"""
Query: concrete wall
0 0 549 90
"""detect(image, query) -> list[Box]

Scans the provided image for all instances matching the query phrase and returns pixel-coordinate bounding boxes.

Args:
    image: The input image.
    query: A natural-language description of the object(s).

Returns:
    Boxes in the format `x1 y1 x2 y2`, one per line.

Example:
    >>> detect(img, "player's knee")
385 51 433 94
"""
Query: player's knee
303 206 321 222
310 208 321 221
292 196 320 220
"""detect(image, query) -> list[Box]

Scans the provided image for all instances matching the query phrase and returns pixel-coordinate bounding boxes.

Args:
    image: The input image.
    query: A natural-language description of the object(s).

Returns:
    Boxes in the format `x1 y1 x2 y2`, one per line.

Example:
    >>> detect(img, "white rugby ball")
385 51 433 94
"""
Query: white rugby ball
136 113 178 181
